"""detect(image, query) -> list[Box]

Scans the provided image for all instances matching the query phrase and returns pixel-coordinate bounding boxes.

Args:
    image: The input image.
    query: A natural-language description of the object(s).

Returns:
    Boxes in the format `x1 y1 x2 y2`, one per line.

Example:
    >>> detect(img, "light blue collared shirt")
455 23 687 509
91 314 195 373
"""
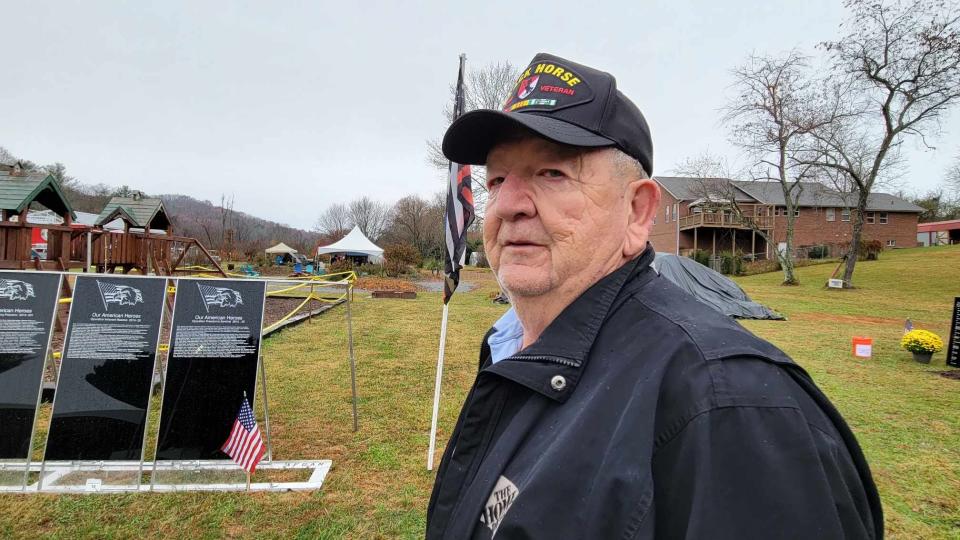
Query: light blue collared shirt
487 307 524 364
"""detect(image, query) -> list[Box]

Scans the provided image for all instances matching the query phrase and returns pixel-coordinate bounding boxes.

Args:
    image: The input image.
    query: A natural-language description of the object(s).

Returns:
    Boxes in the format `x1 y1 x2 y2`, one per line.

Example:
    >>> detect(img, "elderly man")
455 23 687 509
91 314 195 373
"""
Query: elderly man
426 53 882 539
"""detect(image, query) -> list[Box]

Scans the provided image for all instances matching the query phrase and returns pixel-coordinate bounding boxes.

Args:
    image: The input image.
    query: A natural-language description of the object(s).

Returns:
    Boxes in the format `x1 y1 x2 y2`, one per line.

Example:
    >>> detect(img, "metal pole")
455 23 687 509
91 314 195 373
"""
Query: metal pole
308 283 314 324
23 274 64 491
346 285 358 432
258 354 273 462
138 277 168 491
150 276 180 492
675 203 680 255
427 303 450 471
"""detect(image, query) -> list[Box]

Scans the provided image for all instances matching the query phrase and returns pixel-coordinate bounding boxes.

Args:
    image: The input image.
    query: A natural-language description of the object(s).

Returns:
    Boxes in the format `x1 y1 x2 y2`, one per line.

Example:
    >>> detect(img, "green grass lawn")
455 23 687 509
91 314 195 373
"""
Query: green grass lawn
734 245 960 539
1 248 958 539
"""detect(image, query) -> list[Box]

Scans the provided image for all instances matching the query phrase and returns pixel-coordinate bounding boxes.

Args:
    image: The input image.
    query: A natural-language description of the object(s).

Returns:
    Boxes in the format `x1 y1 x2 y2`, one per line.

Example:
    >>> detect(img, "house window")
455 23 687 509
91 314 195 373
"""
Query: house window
880 212 888 224
841 208 851 222
793 208 800 217
665 205 671 222
866 212 875 224
826 208 836 222
886 239 896 247
674 203 679 221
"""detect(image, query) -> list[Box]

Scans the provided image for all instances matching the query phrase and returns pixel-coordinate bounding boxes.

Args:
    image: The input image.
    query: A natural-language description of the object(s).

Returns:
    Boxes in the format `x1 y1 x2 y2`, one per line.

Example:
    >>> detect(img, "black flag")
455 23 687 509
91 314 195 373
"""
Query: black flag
443 54 475 304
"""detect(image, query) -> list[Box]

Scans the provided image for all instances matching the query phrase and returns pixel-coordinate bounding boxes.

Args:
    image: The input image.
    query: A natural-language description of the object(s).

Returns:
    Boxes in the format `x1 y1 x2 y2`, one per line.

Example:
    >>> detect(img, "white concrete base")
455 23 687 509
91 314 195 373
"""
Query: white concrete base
0 459 331 493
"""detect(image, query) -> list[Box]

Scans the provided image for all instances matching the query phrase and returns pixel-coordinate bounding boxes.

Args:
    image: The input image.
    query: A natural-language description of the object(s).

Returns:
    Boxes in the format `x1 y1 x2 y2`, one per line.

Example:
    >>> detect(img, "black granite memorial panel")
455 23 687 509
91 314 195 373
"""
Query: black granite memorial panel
45 276 167 461
0 272 61 459
156 279 266 460
948 297 959 368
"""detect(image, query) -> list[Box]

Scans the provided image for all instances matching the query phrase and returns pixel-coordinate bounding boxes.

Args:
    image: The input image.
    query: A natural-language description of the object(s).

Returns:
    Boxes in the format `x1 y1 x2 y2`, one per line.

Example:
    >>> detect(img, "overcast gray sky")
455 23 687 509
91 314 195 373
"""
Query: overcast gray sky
2 1 957 229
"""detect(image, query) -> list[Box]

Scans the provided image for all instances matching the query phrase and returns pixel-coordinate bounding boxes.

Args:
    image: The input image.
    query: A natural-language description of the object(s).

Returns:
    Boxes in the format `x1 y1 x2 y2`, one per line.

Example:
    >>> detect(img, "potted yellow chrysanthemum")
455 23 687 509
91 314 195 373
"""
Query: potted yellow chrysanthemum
901 329 944 364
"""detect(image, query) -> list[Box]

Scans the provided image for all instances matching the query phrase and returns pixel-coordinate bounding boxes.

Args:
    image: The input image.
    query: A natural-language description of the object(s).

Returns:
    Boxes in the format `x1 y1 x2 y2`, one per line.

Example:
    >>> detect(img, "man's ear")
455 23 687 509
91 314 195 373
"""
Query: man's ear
623 179 661 258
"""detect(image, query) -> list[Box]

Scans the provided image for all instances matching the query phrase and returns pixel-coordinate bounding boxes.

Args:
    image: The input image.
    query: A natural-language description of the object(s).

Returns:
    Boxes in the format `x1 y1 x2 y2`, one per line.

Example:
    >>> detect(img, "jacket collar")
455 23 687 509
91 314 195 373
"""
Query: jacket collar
486 246 656 403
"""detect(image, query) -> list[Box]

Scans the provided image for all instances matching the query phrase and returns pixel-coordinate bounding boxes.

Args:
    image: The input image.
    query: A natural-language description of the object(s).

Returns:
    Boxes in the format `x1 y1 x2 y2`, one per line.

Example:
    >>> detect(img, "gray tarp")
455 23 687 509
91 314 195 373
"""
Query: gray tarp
652 253 785 320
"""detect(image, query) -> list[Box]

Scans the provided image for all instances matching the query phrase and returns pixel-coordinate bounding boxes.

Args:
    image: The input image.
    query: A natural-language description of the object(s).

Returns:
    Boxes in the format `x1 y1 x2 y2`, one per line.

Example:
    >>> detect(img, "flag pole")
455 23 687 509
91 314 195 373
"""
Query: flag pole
427 302 451 470
428 53 471 471
246 471 251 491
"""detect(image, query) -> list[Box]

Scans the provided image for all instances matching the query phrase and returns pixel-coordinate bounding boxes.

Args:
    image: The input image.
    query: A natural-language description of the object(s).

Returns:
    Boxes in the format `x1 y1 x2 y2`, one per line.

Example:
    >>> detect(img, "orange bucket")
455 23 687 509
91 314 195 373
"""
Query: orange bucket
852 337 873 358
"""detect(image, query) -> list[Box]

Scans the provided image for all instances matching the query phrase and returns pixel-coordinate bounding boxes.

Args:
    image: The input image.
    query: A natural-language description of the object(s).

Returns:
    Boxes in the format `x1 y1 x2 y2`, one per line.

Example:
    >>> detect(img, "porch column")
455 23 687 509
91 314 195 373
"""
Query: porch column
694 228 698 252
751 230 756 257
86 231 92 273
712 229 717 256
732 230 737 255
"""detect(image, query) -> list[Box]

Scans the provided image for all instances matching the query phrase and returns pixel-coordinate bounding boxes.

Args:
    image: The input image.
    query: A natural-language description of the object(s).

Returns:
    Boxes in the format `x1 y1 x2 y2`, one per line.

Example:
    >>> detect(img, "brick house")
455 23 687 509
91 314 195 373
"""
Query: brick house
649 177 924 258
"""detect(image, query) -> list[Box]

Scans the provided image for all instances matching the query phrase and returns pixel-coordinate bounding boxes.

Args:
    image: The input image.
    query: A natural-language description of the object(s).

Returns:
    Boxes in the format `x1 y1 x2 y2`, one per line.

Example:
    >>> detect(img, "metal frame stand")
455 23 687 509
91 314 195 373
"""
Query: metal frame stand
19 275 64 491
258 354 274 462
346 285 359 432
4 270 355 495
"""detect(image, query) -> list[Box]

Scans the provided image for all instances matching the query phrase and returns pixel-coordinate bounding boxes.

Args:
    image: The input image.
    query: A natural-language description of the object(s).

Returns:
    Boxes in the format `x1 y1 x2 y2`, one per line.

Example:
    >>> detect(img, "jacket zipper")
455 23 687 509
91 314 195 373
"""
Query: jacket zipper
509 354 581 368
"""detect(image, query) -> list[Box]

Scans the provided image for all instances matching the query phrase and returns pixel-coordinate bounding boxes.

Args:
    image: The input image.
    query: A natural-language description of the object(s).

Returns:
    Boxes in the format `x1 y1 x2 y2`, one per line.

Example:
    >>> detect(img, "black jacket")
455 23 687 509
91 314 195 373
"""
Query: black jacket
427 249 881 539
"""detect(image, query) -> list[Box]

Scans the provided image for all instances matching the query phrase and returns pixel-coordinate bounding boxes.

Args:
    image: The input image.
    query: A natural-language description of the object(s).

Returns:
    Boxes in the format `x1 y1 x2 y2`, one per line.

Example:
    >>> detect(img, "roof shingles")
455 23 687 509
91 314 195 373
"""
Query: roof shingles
654 176 923 213
0 171 76 218
95 196 169 229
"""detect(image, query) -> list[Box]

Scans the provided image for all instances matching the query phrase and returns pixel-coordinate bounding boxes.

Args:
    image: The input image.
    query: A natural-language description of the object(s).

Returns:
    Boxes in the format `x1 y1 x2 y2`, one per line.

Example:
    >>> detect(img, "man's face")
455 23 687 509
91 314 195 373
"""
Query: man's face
484 136 636 299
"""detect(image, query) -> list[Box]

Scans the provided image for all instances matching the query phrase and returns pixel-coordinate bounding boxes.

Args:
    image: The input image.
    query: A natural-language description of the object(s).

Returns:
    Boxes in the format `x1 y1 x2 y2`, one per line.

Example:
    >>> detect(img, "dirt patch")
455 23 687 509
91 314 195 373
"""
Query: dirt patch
791 312 927 327
356 277 416 292
936 370 960 381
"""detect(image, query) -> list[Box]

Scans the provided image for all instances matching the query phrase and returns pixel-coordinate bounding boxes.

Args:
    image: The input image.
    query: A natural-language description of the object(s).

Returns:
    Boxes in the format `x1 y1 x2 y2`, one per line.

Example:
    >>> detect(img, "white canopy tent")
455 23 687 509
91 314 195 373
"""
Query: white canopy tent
265 242 297 255
316 226 384 263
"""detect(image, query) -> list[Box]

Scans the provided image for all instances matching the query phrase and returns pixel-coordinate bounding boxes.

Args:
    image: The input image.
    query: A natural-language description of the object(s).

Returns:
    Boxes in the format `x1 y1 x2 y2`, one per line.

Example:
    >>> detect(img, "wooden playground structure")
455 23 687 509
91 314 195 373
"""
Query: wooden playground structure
0 223 228 277
0 168 227 276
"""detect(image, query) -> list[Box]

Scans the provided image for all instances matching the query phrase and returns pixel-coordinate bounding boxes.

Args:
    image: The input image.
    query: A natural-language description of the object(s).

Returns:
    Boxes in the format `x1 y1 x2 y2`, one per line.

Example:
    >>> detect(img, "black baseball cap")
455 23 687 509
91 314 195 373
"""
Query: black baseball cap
442 52 653 175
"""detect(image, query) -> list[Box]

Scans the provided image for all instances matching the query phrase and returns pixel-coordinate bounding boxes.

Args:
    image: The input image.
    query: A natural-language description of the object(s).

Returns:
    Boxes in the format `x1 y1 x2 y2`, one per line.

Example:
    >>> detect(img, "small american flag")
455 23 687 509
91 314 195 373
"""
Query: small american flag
221 397 266 473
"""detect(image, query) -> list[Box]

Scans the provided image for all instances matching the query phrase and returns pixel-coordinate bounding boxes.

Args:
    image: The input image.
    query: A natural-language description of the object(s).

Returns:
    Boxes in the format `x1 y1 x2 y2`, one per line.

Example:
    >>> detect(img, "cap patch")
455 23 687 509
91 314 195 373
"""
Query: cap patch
517 75 539 99
502 61 594 113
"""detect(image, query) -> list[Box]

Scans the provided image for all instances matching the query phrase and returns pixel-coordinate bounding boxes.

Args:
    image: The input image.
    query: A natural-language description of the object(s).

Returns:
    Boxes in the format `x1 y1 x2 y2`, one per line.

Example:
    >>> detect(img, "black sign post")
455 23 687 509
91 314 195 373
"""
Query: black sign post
43 276 167 464
948 297 960 369
155 278 266 461
0 271 62 484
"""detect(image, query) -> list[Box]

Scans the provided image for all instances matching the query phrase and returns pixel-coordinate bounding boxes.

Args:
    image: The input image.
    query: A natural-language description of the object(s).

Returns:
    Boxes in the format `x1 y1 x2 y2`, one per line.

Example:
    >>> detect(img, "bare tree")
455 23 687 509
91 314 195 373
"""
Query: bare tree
383 193 445 258
0 147 39 171
672 153 780 260
219 194 236 260
806 0 960 287
348 196 390 242
427 60 518 222
192 214 218 249
0 147 15 165
947 151 960 192
719 52 839 284
314 202 353 239
43 162 75 187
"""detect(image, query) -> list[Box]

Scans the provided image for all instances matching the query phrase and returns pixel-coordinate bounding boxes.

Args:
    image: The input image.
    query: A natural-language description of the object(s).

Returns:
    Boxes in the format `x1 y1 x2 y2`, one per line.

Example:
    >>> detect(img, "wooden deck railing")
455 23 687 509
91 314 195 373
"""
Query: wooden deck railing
678 213 773 230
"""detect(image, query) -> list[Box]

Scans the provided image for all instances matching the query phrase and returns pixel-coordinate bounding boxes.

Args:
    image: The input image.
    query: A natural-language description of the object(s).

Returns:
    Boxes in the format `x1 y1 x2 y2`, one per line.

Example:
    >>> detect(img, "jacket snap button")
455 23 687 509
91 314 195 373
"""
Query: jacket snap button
550 375 566 391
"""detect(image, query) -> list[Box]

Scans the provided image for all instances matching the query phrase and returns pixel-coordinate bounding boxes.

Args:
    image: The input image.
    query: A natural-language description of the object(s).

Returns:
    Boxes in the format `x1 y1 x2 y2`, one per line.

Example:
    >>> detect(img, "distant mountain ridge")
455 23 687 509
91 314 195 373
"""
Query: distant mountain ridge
158 193 321 256
2 148 320 257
